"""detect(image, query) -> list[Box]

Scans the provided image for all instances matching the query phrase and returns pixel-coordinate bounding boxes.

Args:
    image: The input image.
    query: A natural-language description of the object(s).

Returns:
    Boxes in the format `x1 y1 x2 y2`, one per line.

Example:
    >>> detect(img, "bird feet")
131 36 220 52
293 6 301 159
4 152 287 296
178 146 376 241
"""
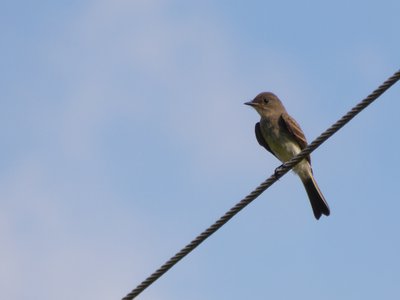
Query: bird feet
274 166 281 180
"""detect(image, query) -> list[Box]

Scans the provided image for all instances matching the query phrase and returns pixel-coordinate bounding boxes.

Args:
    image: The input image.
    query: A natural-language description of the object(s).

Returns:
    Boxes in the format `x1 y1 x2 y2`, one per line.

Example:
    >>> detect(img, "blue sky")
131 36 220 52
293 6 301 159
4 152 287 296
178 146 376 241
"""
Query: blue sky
1 1 400 299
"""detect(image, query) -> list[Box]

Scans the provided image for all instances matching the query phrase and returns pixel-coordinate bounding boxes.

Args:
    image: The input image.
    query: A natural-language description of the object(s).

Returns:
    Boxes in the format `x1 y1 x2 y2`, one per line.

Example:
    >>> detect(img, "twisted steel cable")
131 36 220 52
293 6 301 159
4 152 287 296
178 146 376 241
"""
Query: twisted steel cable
122 69 400 300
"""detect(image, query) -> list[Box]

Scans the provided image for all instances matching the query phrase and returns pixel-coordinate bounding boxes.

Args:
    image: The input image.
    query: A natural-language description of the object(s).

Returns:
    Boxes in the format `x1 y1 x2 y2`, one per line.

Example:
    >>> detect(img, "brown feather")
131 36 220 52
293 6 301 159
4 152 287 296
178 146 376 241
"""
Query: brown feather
255 122 278 159
280 112 311 164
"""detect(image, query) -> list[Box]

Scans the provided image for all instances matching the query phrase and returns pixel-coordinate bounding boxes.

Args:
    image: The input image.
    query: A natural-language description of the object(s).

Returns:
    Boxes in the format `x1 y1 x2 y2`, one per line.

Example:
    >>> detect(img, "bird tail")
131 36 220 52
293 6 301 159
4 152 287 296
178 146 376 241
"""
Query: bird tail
301 176 330 220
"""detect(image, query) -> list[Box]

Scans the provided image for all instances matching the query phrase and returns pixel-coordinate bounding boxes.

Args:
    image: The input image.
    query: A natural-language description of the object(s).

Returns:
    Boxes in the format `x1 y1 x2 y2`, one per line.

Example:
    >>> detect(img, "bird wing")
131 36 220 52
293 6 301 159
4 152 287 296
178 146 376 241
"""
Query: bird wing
280 112 311 164
255 122 278 159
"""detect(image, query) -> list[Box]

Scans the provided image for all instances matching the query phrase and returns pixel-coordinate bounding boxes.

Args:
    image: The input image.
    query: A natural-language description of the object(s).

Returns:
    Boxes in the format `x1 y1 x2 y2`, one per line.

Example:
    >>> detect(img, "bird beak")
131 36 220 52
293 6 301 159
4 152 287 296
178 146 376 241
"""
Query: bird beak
244 101 258 108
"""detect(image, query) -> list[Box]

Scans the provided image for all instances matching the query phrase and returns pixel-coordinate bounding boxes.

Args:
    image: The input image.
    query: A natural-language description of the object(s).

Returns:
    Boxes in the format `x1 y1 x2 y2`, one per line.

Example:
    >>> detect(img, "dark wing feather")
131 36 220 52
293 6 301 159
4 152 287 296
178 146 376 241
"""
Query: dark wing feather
255 122 278 159
280 113 311 164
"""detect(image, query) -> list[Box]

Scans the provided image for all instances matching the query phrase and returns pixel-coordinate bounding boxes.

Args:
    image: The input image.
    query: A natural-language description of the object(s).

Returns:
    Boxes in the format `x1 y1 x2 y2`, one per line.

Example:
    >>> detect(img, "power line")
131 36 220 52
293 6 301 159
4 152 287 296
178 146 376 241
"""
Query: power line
122 69 400 300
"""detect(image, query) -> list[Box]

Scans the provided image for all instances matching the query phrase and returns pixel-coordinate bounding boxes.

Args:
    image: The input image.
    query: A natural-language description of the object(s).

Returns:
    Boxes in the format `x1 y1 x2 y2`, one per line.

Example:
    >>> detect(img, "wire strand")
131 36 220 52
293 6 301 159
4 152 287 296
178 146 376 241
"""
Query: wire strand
122 69 400 300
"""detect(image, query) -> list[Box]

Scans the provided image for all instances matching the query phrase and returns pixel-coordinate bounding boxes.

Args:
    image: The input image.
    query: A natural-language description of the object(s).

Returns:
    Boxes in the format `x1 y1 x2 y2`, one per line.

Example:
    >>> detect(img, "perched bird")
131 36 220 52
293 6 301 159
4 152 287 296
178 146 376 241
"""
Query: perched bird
245 92 330 219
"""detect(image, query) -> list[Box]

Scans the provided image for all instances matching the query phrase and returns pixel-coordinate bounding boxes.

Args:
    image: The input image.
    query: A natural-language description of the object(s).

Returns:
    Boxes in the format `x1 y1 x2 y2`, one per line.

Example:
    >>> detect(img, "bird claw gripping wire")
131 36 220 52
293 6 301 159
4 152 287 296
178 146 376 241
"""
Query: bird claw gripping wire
274 166 282 180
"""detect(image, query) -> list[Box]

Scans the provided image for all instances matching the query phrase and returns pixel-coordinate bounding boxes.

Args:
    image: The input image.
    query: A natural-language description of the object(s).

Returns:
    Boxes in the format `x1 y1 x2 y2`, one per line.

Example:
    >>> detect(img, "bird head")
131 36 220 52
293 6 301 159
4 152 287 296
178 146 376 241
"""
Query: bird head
244 92 283 116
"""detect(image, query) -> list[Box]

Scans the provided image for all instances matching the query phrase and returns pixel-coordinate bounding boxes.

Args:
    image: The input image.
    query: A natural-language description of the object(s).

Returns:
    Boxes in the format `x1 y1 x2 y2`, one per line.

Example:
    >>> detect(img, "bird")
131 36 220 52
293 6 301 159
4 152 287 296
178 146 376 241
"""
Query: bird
245 92 330 219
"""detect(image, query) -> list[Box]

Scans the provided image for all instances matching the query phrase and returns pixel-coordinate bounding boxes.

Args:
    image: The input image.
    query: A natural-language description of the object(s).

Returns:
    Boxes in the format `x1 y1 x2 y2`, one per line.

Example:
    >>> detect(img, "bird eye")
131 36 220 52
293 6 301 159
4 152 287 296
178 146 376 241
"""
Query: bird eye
263 98 269 104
